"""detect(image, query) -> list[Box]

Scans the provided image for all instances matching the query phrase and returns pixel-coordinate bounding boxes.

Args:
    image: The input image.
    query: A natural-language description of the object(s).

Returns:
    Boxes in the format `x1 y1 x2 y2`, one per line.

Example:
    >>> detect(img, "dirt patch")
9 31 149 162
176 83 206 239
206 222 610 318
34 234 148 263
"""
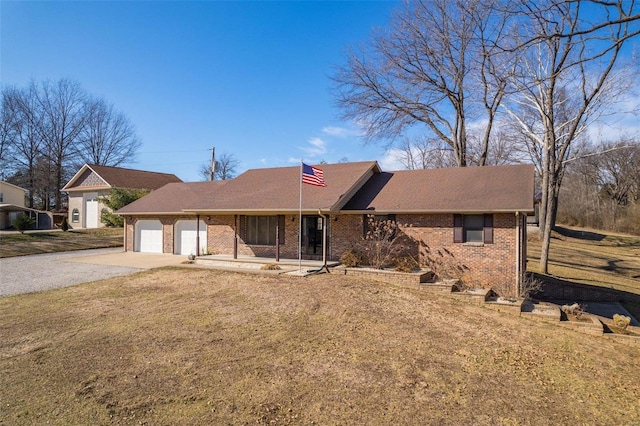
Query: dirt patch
1 268 639 424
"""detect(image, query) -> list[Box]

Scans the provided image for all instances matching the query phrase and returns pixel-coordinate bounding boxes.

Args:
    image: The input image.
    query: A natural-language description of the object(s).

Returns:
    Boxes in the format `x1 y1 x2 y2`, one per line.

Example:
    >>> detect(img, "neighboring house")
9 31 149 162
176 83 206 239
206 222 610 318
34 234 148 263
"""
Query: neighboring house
117 161 534 290
0 181 52 230
62 164 182 229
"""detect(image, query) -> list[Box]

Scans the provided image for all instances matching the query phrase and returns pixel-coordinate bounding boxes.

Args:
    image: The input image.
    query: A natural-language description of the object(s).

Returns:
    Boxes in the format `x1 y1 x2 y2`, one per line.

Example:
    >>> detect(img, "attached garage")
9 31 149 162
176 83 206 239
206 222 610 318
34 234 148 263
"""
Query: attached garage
174 219 207 255
135 220 163 253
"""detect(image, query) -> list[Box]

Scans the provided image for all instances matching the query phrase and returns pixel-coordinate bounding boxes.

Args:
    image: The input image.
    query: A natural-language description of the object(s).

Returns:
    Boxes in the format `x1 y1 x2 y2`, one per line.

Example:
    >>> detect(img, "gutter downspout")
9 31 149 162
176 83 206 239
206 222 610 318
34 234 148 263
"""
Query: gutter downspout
233 214 238 259
123 217 127 252
196 214 200 256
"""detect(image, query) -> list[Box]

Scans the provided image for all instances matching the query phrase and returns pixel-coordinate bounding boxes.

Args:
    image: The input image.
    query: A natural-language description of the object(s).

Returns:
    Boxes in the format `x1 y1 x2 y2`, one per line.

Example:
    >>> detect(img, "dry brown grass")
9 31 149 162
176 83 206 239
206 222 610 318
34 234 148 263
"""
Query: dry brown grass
1 268 639 425
0 228 123 258
527 226 640 294
527 225 640 318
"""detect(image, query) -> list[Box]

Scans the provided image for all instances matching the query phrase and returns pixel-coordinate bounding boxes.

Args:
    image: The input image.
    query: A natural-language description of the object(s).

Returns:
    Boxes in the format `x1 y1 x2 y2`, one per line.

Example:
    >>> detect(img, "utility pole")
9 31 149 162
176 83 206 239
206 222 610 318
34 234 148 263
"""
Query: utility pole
209 147 216 181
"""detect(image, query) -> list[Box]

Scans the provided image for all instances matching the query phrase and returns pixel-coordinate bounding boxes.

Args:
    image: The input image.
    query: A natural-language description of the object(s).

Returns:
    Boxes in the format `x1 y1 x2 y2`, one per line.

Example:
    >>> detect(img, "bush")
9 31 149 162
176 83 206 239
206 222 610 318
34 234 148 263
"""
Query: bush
12 214 36 234
422 246 467 280
358 215 409 269
61 216 69 232
394 256 420 272
261 263 281 270
340 249 362 267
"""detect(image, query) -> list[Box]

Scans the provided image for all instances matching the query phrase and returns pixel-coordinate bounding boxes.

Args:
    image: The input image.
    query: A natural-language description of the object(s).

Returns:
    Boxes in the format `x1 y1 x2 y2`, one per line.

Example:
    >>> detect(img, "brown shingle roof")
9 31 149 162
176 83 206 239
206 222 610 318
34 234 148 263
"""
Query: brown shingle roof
116 162 534 215
342 164 535 213
89 164 182 190
117 181 226 214
118 161 379 215
186 161 379 212
64 164 182 191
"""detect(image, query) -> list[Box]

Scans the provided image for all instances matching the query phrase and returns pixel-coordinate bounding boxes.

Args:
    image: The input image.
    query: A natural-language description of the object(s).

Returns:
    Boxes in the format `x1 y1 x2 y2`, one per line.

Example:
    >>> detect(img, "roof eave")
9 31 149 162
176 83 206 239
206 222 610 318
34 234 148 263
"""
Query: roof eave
339 208 535 215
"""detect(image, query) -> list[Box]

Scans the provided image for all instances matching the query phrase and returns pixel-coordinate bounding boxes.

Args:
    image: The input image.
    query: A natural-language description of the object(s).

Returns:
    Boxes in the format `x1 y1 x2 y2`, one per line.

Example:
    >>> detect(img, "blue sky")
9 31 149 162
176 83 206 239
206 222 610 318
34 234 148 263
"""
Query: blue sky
1 1 403 181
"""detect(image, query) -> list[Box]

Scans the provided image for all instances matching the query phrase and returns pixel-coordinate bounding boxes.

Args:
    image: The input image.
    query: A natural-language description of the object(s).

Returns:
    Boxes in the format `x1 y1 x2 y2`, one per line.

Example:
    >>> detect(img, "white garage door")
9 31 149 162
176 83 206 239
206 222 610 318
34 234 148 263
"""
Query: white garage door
135 220 163 253
174 220 207 255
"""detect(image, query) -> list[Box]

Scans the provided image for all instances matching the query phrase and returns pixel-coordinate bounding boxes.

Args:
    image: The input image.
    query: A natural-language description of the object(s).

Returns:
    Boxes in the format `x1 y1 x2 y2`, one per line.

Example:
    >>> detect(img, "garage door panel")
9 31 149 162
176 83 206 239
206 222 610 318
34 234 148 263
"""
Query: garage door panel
135 220 163 253
175 220 207 255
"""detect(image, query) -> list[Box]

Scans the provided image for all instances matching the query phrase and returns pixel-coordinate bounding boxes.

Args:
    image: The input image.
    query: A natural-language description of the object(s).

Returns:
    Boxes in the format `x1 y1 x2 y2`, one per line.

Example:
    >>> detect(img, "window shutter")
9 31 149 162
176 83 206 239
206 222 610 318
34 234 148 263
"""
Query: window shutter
278 215 285 245
453 214 463 243
483 214 494 244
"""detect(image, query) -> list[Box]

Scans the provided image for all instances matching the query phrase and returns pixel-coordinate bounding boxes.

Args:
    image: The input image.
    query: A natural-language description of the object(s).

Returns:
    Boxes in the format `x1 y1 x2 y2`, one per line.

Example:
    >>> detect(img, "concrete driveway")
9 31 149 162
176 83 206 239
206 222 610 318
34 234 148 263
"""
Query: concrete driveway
0 248 188 297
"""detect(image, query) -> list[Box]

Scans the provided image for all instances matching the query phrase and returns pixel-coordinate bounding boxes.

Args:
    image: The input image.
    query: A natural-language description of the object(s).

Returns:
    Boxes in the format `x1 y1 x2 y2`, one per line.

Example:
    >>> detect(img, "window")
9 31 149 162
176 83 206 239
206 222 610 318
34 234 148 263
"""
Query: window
454 214 493 244
72 208 80 223
0 193 3 203
242 215 285 245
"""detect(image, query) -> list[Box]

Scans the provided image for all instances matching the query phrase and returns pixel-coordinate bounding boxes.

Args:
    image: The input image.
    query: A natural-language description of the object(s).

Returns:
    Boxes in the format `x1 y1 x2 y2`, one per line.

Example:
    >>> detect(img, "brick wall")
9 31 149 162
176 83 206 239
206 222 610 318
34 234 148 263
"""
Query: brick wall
126 212 520 290
330 213 519 289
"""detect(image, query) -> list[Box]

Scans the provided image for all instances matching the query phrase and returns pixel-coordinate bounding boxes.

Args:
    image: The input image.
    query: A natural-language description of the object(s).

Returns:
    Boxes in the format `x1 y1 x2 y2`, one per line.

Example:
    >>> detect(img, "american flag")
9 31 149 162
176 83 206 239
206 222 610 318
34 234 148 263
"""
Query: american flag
302 163 325 187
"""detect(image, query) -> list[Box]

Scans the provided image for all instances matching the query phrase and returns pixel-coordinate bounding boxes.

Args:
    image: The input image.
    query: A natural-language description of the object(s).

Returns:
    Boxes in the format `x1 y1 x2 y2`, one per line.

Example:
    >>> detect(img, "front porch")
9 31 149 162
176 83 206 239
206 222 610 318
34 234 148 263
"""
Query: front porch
195 254 340 272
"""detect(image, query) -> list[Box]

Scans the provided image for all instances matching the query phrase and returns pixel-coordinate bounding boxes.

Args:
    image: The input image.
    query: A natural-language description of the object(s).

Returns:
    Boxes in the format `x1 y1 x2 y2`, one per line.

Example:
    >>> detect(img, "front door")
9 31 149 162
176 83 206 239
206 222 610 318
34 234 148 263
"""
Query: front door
85 193 99 228
302 215 323 256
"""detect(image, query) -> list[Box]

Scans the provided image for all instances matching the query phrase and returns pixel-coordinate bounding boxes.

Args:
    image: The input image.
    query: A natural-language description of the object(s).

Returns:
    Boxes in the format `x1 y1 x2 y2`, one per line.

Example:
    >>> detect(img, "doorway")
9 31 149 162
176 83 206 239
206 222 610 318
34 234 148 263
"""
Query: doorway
302 215 324 256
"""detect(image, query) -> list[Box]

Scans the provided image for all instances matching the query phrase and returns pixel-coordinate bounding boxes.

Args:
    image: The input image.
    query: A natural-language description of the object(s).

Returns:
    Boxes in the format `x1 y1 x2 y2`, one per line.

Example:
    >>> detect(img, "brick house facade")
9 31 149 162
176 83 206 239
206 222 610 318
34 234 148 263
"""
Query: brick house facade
119 161 534 290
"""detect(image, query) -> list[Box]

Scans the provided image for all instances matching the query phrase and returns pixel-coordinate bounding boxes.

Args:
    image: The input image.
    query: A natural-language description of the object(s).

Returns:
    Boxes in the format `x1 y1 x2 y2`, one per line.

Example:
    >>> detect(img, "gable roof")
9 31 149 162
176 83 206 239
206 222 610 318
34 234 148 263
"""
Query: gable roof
0 181 28 193
63 164 182 192
118 161 380 215
187 161 379 213
117 162 535 216
117 181 227 214
342 164 535 213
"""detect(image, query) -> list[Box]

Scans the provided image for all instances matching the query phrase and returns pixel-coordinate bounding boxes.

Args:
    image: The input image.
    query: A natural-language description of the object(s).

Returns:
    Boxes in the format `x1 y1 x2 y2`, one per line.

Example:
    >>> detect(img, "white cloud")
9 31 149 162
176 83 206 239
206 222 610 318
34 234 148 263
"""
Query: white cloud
377 149 405 171
321 124 364 138
299 137 327 158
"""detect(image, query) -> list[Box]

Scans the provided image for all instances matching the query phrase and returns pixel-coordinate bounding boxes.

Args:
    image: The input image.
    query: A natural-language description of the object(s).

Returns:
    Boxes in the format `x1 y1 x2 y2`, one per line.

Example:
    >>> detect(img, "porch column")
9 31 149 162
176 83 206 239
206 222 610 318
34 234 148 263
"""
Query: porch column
233 214 238 259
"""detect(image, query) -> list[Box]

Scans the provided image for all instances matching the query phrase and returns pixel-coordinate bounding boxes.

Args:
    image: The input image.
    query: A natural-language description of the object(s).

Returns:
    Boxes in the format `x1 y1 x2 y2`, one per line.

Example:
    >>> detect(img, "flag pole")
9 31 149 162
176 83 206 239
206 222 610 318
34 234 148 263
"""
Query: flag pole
299 160 303 271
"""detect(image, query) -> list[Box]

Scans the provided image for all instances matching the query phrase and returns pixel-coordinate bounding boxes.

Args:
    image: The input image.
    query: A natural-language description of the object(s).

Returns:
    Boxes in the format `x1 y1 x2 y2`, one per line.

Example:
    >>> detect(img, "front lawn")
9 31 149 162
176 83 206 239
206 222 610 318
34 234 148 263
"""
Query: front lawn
0 228 123 258
1 268 638 424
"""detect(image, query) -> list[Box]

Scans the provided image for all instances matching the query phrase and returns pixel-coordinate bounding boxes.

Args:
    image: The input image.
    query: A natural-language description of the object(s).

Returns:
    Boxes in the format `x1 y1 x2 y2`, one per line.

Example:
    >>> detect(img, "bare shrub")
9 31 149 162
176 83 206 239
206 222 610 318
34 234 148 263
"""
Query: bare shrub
340 249 362 267
261 263 281 271
394 256 420 273
421 246 468 283
519 274 543 300
357 215 411 269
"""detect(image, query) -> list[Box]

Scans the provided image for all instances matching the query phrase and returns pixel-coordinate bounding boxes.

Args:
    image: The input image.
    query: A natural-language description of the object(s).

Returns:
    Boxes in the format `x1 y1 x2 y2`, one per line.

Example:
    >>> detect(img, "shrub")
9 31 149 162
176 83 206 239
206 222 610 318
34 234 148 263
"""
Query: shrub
394 256 420 272
61 216 69 232
12 214 36 234
357 215 410 269
613 314 631 330
561 303 586 318
519 273 542 299
422 246 467 281
261 263 281 270
340 249 362 267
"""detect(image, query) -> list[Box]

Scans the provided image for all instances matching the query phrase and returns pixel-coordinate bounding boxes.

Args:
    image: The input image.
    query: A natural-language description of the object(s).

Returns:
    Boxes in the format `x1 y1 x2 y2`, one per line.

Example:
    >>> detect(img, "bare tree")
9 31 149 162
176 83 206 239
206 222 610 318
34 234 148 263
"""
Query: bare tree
0 90 16 178
334 0 508 167
34 79 88 210
2 79 142 210
199 152 239 181
2 85 44 208
396 137 457 170
76 97 141 167
500 0 640 273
